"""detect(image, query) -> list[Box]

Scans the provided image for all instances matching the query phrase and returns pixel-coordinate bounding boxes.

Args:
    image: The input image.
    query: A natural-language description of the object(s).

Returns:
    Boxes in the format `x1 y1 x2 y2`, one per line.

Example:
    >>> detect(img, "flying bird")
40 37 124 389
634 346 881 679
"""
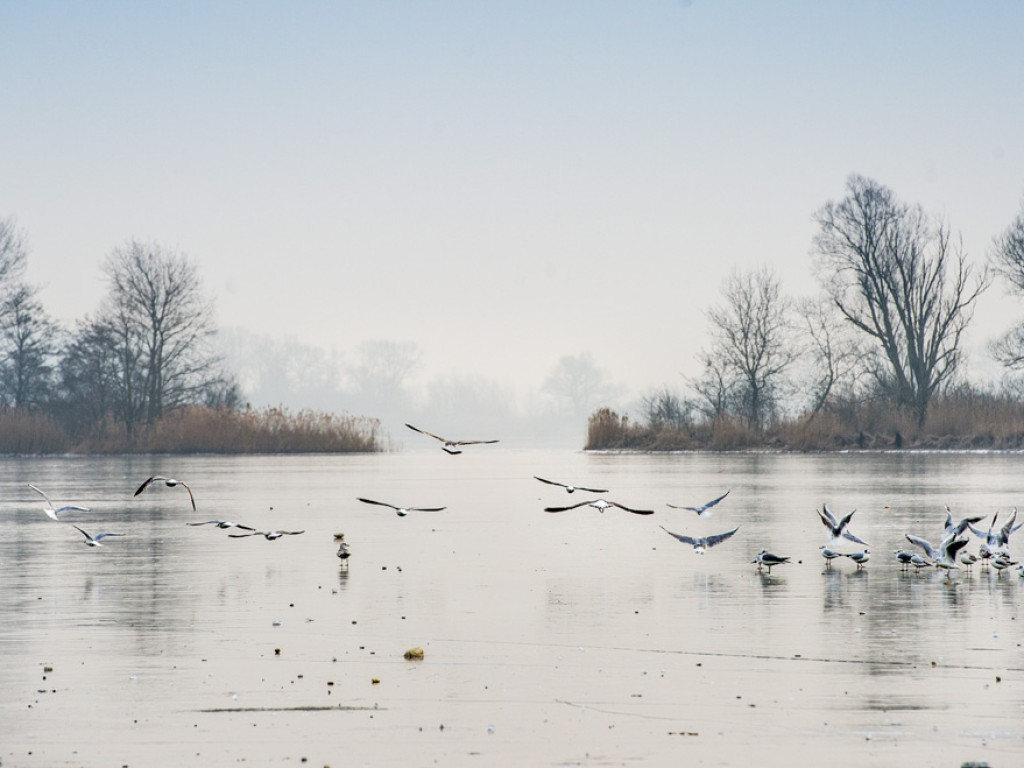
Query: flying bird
667 490 730 518
934 536 970 581
357 497 447 517
660 525 739 553
187 520 255 531
72 525 125 547
545 498 654 515
968 509 1022 556
229 530 305 540
28 484 90 521
752 548 790 574
817 504 869 546
533 476 609 494
942 506 984 538
405 424 498 455
134 475 196 511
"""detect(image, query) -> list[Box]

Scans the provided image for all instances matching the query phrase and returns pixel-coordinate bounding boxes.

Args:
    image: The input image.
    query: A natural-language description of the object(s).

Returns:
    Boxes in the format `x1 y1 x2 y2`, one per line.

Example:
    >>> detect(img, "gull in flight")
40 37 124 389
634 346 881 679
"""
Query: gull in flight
943 506 984 538
903 533 946 562
934 536 970 581
817 504 869 546
229 530 305 540
187 520 256 531
405 423 498 455
545 498 654 515
358 497 447 517
134 475 196 511
660 525 739 553
72 525 125 547
752 548 790 574
667 491 730 518
968 509 1022 557
534 476 609 494
28 484 90 521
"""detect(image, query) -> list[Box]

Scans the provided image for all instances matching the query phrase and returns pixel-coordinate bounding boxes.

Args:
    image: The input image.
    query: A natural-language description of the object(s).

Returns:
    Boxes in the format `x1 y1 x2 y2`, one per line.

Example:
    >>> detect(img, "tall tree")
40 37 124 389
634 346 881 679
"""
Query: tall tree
702 266 796 430
813 175 988 425
0 283 61 409
989 196 1024 369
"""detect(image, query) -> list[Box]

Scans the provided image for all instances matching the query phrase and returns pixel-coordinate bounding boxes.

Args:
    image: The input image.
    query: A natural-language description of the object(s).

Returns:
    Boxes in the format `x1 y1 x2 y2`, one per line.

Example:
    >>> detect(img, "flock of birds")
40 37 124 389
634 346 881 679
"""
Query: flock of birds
22 422 1024 583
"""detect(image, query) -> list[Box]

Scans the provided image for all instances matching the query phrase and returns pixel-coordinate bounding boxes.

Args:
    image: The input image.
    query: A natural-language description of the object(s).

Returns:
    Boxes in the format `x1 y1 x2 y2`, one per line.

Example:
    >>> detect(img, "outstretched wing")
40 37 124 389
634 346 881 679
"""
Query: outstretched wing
544 500 593 513
28 484 53 506
841 530 870 546
134 476 162 497
609 501 654 515
705 526 740 548
358 497 399 510
92 532 125 541
575 485 610 494
660 525 698 546
697 490 731 511
836 508 857 531
187 520 221 526
180 482 197 511
409 506 447 512
405 424 446 443
454 439 499 446
54 505 90 514
229 531 262 538
819 503 838 528
535 476 569 489
904 533 935 558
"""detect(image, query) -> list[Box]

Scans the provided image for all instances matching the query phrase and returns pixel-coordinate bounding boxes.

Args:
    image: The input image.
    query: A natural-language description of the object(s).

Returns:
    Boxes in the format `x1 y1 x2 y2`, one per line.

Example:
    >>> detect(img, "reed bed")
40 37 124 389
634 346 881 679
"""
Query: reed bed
0 406 381 455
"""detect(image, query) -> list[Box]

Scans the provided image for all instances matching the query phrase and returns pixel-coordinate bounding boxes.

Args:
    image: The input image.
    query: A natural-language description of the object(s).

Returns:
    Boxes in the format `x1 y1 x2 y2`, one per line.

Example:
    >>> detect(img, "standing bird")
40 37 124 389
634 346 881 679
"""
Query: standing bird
357 497 447 517
819 545 843 568
335 533 351 568
660 525 739 554
533 476 609 494
991 553 1018 576
72 525 125 547
910 554 932 573
667 491 731 518
134 475 196 511
545 498 654 515
28 484 90 521
817 504 869 546
845 549 871 569
968 509 1022 557
958 551 978 572
405 424 498 455
752 548 790 574
894 549 915 570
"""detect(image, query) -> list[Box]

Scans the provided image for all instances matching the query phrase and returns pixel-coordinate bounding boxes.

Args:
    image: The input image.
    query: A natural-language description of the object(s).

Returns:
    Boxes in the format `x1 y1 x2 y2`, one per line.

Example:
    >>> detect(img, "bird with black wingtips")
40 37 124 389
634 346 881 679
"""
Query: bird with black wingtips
358 497 447 517
534 476 609 494
545 498 654 515
660 525 739 554
405 424 498 455
134 475 196 511
29 484 90 521
845 549 870 569
667 491 730 518
72 525 125 547
752 548 790 574
229 530 305 540
187 520 256 531
817 504 869 546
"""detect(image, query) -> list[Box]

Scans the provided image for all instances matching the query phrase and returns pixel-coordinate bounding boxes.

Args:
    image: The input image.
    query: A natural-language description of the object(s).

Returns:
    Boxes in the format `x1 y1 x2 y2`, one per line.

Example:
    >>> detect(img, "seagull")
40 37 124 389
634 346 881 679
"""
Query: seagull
1017 563 1024 578
187 520 256 531
134 475 196 511
817 504 869 546
819 545 843 568
335 534 350 567
752 548 790 574
991 553 1018 576
28 484 90 521
968 509 1022 557
667 491 730 518
904 533 946 562
405 424 498 455
229 530 305 540
894 549 915 570
845 549 871 569
910 554 931 573
943 506 984 538
72 525 125 547
934 536 969 581
534 476 609 494
545 499 654 515
958 551 978 572
357 497 447 517
660 525 739 554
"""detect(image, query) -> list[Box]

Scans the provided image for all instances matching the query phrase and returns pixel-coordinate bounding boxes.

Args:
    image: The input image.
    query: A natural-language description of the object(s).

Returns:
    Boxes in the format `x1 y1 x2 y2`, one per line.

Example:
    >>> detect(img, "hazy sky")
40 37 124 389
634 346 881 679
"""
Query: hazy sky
2 1 1023 400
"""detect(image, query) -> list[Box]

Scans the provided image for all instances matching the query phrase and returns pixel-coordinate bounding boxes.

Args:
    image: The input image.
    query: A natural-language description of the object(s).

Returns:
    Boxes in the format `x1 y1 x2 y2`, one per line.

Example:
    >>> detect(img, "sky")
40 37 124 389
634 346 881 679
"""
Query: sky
2 0 1024 405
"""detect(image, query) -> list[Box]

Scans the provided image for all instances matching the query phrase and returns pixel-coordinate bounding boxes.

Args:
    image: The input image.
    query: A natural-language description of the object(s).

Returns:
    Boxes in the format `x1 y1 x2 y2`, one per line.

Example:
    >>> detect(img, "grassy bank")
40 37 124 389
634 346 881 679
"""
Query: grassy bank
0 405 381 455
585 393 1024 452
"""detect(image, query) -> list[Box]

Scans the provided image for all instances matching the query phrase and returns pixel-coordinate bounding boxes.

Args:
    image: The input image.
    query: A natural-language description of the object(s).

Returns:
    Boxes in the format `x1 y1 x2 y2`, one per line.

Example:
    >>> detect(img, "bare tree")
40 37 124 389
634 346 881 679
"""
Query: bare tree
796 297 868 420
0 216 27 288
542 352 619 419
813 175 988 425
989 196 1024 370
702 266 797 430
638 386 690 430
95 240 225 434
349 340 421 401
0 283 61 409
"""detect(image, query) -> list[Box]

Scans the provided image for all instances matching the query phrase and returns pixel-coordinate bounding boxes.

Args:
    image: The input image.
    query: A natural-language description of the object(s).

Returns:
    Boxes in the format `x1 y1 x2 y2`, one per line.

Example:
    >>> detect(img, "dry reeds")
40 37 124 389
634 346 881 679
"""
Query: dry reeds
0 409 72 454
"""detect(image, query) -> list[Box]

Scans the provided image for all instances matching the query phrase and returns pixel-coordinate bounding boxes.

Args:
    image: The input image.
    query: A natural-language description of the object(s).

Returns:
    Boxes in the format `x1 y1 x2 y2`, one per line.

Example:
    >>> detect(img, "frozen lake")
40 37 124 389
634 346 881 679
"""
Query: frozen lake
1 449 1022 766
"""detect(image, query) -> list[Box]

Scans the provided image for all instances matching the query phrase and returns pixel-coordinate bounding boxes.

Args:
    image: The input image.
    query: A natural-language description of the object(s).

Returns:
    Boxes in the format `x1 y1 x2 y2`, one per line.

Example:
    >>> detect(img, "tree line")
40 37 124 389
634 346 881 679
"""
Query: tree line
596 174 1024 450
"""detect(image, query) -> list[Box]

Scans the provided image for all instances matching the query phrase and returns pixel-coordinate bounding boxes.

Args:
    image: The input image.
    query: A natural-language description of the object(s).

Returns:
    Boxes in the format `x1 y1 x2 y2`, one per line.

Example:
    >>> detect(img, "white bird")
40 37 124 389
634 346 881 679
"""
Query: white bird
958 551 978 572
845 549 871 569
943 506 984 538
134 475 196 511
894 549 915 570
934 536 969 581
187 520 256 531
909 553 931 573
405 424 498 455
546 498 654 515
660 525 739 554
336 534 351 567
991 553 1018 576
819 545 843 568
28 484 90 521
229 530 305 540
358 497 447 517
667 491 731 518
72 525 125 547
752 548 790 574
534 476 609 494
1016 563 1024 578
904 533 947 562
968 510 1022 556
817 504 869 546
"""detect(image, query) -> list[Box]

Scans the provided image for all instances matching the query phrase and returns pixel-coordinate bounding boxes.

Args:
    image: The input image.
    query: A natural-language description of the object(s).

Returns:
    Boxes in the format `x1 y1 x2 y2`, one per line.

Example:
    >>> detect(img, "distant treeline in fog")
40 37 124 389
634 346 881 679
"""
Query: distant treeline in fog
590 175 1024 451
